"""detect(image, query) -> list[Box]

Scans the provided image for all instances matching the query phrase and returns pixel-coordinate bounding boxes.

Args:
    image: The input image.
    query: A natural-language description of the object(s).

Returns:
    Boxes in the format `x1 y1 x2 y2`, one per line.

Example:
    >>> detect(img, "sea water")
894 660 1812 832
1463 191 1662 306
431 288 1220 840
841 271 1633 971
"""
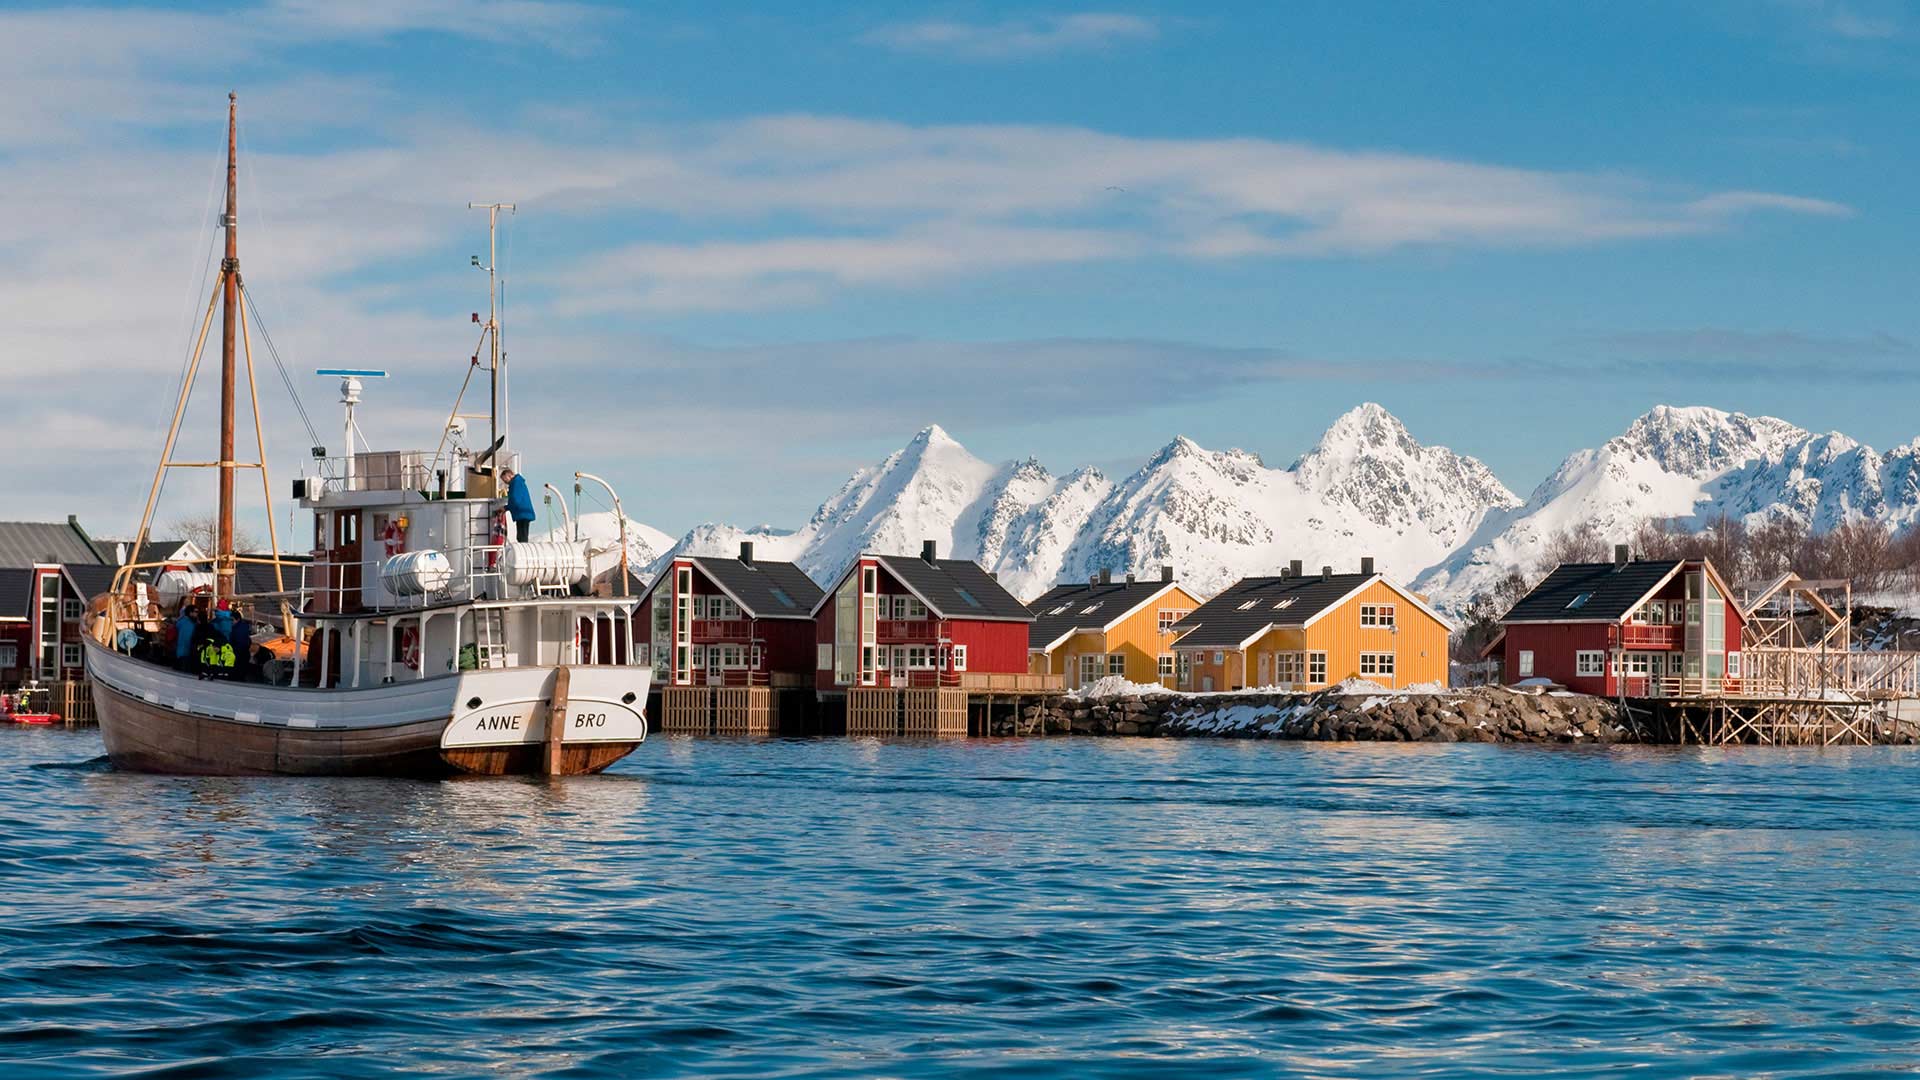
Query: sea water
2 729 1917 1077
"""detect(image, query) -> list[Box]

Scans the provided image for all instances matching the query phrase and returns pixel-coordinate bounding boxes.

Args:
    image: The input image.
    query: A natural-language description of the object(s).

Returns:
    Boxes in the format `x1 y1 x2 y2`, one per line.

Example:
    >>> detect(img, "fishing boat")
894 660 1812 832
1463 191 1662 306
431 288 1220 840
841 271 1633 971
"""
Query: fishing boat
82 95 649 777
2 686 60 726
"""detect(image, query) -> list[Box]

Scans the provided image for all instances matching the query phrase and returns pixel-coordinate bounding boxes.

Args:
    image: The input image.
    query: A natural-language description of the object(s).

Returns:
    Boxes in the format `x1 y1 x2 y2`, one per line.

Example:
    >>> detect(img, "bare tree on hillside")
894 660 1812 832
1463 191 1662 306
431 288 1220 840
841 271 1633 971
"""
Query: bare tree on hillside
1541 521 1609 568
1746 516 1808 581
166 513 262 556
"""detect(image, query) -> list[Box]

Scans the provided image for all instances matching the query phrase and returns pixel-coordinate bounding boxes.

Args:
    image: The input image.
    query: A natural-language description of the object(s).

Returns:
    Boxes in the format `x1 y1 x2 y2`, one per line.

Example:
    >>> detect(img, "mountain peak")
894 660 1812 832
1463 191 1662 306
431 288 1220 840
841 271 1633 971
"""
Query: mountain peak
912 424 959 449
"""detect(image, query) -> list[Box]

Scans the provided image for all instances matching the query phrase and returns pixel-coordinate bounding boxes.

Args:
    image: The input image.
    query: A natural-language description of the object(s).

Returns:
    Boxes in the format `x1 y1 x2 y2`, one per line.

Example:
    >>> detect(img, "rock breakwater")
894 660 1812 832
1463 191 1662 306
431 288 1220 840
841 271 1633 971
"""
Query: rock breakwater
1004 686 1633 743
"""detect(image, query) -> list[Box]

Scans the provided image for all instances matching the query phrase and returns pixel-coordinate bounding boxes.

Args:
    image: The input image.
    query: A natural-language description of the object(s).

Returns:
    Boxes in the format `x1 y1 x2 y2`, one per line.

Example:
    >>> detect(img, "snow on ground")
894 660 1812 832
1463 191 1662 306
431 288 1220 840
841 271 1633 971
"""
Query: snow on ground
1069 676 1176 700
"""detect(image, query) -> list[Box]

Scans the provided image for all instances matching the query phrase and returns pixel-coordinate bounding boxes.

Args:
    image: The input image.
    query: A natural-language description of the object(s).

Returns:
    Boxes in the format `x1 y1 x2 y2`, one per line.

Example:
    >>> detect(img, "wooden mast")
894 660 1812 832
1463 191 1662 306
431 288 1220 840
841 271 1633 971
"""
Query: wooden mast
216 91 240 601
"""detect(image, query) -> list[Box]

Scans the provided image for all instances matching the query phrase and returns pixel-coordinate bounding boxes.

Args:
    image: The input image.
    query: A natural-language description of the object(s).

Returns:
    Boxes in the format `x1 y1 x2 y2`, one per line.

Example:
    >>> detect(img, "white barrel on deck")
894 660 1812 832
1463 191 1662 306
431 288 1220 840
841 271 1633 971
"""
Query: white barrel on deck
501 541 588 589
380 550 455 596
154 570 214 606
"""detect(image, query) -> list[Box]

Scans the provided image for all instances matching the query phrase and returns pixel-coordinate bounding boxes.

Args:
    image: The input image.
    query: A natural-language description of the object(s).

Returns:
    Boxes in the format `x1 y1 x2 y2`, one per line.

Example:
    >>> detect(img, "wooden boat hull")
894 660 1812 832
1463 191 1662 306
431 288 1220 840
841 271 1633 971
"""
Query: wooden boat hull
85 639 649 778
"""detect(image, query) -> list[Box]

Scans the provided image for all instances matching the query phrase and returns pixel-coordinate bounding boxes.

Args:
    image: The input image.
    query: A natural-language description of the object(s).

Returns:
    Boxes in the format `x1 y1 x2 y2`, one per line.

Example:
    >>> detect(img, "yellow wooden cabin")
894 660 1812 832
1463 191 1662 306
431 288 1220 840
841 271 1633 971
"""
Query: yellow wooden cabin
1170 558 1452 692
1027 567 1205 689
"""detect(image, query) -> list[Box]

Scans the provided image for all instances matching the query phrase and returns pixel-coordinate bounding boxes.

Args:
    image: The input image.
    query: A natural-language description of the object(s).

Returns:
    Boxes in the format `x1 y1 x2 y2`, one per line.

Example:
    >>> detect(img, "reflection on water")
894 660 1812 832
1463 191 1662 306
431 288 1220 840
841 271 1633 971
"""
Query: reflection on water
3 727 1918 1077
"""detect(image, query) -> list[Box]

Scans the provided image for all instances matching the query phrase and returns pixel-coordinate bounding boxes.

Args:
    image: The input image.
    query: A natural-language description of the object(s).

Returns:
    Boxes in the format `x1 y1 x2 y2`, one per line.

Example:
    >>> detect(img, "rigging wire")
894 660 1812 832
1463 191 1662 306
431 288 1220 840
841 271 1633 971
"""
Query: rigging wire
242 288 326 453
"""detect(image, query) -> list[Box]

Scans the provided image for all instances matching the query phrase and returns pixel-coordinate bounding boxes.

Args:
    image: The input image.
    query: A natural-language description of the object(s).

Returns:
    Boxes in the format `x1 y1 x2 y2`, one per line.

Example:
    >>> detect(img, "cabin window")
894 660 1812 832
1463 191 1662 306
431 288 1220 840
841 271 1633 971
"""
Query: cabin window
1308 652 1327 684
1360 604 1395 627
1576 651 1605 677
1359 652 1395 678
1157 654 1174 682
1078 654 1101 685
1517 650 1535 678
62 643 81 669
951 645 967 671
1157 610 1188 634
1108 654 1126 677
1727 651 1742 678
62 597 82 621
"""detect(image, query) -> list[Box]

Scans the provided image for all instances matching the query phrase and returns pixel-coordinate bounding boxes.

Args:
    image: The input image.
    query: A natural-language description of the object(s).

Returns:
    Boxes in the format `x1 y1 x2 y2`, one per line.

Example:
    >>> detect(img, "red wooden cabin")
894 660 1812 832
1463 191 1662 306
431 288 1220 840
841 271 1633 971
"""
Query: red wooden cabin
813 541 1033 692
1497 547 1746 697
635 543 825 689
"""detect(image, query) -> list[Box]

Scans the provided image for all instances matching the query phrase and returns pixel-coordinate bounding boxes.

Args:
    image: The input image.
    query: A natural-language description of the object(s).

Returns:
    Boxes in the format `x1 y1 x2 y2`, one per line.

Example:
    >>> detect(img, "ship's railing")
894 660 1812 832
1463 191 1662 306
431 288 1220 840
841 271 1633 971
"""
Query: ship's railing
303 450 438 496
299 544 520 614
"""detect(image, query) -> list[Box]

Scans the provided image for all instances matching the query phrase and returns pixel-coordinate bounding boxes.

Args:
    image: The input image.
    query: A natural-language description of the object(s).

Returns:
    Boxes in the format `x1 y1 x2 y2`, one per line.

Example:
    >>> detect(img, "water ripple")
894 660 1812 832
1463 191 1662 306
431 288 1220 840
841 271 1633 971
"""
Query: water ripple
1 729 1917 1076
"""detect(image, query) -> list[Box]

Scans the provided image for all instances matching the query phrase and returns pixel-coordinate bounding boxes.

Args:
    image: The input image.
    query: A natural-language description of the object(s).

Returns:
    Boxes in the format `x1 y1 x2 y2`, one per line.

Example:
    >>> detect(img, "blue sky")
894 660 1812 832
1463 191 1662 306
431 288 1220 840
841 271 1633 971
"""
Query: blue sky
3 1 1917 538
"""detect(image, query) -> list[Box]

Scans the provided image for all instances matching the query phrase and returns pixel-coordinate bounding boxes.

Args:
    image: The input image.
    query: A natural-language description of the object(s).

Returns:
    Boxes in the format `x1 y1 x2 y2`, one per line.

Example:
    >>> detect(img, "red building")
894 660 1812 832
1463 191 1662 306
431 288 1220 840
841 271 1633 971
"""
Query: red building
813 541 1034 692
635 543 825 688
1497 548 1746 697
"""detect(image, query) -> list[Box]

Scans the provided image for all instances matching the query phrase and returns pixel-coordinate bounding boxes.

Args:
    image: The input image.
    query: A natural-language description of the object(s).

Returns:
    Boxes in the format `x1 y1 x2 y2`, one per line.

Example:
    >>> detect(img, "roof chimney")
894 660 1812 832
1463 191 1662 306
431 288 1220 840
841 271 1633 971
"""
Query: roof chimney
922 539 937 564
1321 565 1332 581
1098 568 1112 585
739 541 754 566
1088 572 1099 587
1161 565 1173 583
1360 556 1375 576
1124 571 1136 585
1615 544 1630 567
1289 559 1303 578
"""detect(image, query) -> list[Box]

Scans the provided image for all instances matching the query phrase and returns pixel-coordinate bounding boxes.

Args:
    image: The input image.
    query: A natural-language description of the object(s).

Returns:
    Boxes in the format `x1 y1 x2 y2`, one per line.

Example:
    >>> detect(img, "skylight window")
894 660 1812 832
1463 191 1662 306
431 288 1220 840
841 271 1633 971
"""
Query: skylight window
1048 604 1070 615
1273 598 1296 610
1566 592 1593 610
1080 604 1103 615
769 587 795 609
954 587 982 609
1236 600 1258 610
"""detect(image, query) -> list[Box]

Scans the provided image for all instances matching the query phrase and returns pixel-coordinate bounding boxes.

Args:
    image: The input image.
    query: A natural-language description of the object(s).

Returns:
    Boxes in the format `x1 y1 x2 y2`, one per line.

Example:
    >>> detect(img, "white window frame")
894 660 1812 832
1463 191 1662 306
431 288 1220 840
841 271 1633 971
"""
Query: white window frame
0 642 16 669
1107 653 1126 678
817 643 832 672
1727 651 1742 678
1360 603 1395 627
1517 650 1534 678
62 642 81 670
1157 610 1188 634
1359 652 1395 678
951 644 967 672
1078 653 1101 685
62 597 83 621
1157 654 1174 682
1307 652 1327 685
1575 650 1605 677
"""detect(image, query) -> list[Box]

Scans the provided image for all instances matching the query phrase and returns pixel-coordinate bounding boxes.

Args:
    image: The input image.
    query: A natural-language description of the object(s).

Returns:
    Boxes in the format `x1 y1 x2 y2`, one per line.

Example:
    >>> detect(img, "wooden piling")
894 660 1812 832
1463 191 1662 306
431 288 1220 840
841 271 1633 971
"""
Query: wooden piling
542 665 570 777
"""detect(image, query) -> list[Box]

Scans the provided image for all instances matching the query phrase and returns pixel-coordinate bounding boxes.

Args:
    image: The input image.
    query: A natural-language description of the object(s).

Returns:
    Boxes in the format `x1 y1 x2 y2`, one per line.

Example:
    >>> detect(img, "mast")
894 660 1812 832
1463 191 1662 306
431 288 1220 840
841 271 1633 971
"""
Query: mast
468 202 515 466
217 92 240 601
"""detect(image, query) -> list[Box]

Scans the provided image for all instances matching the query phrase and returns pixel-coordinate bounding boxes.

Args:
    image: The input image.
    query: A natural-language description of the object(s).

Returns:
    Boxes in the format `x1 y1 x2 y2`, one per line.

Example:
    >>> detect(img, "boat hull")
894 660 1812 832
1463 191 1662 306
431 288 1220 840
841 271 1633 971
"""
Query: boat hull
85 640 648 778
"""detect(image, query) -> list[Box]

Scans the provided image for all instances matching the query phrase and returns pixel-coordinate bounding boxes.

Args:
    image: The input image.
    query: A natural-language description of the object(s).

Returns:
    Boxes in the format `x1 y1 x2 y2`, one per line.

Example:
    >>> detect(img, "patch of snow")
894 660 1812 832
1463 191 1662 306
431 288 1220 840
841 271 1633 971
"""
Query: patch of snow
1068 676 1175 700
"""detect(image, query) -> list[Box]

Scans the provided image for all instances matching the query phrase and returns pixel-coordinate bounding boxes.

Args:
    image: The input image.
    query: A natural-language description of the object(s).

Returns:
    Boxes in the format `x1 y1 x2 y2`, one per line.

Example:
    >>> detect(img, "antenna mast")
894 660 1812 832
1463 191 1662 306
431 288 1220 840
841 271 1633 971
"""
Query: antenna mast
468 202 515 464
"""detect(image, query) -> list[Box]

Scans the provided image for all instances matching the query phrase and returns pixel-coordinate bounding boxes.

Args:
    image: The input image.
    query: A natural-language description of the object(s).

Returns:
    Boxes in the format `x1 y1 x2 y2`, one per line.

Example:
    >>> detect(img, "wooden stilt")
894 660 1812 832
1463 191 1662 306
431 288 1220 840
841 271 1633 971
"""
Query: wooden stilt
543 665 571 777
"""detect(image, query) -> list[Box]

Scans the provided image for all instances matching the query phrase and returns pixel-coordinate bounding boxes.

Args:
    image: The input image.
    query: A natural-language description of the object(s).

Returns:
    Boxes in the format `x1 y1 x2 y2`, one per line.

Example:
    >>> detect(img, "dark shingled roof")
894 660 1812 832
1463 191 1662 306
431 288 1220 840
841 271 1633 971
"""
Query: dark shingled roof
874 555 1032 622
1170 572 1378 650
0 520 107 569
64 564 120 602
1027 579 1180 650
691 556 825 620
1500 559 1682 624
0 568 33 620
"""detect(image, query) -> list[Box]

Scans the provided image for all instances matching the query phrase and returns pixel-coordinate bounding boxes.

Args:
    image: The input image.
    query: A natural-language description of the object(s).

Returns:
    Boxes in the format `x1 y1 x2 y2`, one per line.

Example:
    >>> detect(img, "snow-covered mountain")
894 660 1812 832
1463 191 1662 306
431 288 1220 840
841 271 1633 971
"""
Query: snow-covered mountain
1415 405 1920 608
600 403 1920 614
635 405 1520 601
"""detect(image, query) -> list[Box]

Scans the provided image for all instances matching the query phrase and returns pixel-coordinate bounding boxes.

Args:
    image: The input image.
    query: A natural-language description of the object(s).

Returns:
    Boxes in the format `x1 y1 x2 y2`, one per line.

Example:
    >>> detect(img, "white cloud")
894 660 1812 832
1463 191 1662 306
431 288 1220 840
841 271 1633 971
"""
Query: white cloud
863 13 1162 59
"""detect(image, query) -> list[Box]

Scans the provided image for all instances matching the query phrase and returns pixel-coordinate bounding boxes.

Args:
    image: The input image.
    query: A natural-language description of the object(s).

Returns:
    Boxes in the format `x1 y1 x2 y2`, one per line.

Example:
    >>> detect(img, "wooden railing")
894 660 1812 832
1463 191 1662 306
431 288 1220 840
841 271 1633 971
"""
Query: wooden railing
877 619 944 644
691 619 753 642
1620 624 1681 648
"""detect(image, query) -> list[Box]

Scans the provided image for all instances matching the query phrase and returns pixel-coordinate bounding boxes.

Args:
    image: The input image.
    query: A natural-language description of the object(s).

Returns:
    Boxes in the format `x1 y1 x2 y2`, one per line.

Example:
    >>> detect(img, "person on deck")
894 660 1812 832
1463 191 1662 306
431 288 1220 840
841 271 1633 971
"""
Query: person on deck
173 607 199 672
230 605 254 681
191 610 236 680
502 467 536 543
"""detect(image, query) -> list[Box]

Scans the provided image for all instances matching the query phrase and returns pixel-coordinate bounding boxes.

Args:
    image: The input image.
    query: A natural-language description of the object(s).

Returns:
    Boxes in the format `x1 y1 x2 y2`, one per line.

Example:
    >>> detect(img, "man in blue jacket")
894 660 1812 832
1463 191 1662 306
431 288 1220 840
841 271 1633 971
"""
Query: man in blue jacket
502 467 536 542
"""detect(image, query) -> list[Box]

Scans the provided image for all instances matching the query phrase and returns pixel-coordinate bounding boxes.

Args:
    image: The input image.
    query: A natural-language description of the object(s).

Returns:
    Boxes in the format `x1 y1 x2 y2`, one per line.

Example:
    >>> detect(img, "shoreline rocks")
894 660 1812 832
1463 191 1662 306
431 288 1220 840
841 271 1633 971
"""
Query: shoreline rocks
1007 686 1635 743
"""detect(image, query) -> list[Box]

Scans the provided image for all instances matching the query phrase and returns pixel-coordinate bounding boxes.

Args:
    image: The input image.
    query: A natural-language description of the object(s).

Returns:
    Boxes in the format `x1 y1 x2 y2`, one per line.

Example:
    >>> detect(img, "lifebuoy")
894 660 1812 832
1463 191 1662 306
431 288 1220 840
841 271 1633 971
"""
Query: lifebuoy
382 519 407 560
401 626 422 671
